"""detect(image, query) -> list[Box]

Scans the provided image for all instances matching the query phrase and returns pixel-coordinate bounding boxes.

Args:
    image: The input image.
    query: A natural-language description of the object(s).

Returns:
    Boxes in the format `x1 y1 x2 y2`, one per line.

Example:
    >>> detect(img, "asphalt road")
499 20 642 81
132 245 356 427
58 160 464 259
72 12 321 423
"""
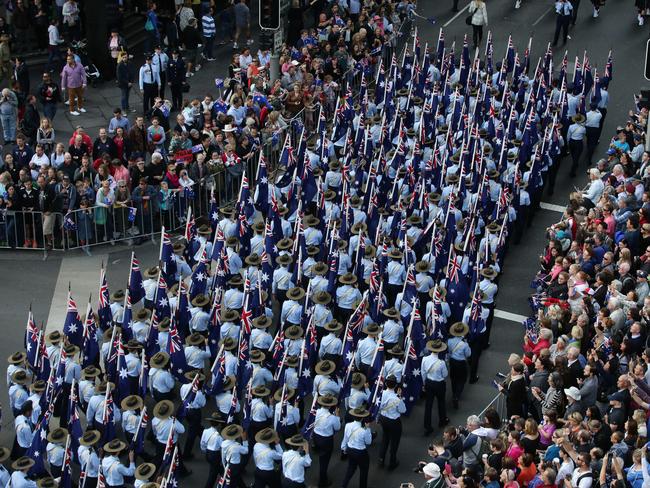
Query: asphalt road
0 0 648 486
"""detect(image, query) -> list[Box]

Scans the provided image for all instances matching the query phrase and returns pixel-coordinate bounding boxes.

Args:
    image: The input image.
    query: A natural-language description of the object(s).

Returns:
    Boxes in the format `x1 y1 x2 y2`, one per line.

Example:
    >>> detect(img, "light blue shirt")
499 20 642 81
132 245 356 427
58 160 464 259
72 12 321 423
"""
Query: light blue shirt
304 227 323 246
379 389 406 420
132 320 149 344
101 455 135 486
149 367 175 394
313 407 341 437
46 442 65 467
347 387 370 409
250 398 273 422
338 253 352 274
383 358 403 382
220 321 240 340
387 261 406 285
254 443 283 471
189 307 210 332
251 364 274 388
224 288 244 310
14 415 32 448
125 353 141 377
86 395 122 424
421 354 448 381
184 345 211 368
9 384 28 411
281 300 303 325
122 409 139 434
356 337 377 366
567 123 586 141
341 420 372 450
78 445 100 477
309 275 328 294
216 391 239 415
336 285 362 310
0 466 9 487
200 427 223 452
382 319 403 344
221 439 248 465
415 272 434 293
554 0 573 15
152 417 186 444
273 267 293 293
447 337 471 361
274 401 300 426
313 375 341 397
10 471 37 488
312 304 333 329
282 450 311 482
251 329 273 350
180 383 207 409
319 333 342 358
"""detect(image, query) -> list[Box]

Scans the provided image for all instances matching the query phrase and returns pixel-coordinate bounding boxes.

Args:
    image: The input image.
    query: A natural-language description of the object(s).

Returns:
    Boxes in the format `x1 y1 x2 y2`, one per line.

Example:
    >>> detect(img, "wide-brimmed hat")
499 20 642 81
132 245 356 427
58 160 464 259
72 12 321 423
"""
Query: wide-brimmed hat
191 294 210 308
172 242 185 255
11 370 28 385
287 287 306 301
222 375 236 390
285 356 299 368
426 339 447 353
311 262 328 276
304 215 320 228
252 316 271 329
127 340 143 350
407 215 422 225
388 248 403 260
307 245 320 257
428 192 441 203
388 344 404 356
324 320 343 333
30 380 46 393
351 222 367 235
251 350 266 363
47 427 68 443
79 430 101 447
47 330 62 344
153 400 174 419
339 273 357 285
362 323 380 336
12 457 35 471
286 434 307 447
103 439 127 453
382 307 399 320
143 266 159 279
317 395 338 408
158 317 171 331
485 222 501 234
150 351 170 368
572 113 586 124
111 290 125 301
415 261 430 273
315 360 336 375
198 224 212 236
220 206 235 216
349 407 370 418
135 308 151 321
186 332 205 346
274 386 296 402
222 424 244 440
277 254 293 266
121 395 144 411
429 286 447 300
352 372 366 389
480 267 497 279
285 325 303 340
245 254 261 266
222 309 240 323
228 275 243 286
63 344 79 356
222 337 237 351
277 238 293 250
252 386 271 398
96 381 114 394
449 322 469 337
0 447 9 463
184 370 205 382
255 427 280 444
8 352 26 364
313 291 331 305
135 463 156 481
205 411 225 425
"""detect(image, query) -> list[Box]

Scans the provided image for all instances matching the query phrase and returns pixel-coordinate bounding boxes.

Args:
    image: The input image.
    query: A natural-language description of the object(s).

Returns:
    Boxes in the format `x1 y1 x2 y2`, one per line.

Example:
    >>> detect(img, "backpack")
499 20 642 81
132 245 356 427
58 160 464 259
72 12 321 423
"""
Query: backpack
477 435 492 459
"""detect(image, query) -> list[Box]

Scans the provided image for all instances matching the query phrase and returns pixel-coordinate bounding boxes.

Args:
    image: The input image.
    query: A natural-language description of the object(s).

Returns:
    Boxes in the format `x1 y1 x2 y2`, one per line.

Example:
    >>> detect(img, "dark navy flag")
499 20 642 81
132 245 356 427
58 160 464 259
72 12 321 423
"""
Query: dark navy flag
127 207 137 222
208 290 223 358
206 346 226 397
154 275 171 320
338 350 355 403
115 337 130 403
301 395 318 441
189 248 209 300
241 380 253 431
254 154 269 215
63 291 84 347
160 230 177 285
36 332 51 383
369 370 385 421
226 389 239 424
67 383 83 462
301 156 318 205
167 317 190 382
128 253 146 304
139 355 149 398
236 334 252 390
145 312 160 360
131 406 149 454
368 335 385 382
81 302 99 368
409 307 427 357
27 403 54 476
601 50 613 87
101 386 116 444
217 463 233 488
121 290 134 342
97 267 112 331
60 436 73 488
63 211 77 231
401 339 423 415
271 329 285 372
274 384 290 435
25 310 39 369
176 281 192 339
237 173 256 221
296 341 313 401
176 373 200 420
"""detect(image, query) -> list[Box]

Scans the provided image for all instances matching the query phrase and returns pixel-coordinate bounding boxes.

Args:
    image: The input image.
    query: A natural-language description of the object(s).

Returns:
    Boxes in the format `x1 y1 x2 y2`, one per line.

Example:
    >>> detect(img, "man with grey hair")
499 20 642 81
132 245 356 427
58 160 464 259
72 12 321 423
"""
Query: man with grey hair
461 415 483 470
566 347 583 388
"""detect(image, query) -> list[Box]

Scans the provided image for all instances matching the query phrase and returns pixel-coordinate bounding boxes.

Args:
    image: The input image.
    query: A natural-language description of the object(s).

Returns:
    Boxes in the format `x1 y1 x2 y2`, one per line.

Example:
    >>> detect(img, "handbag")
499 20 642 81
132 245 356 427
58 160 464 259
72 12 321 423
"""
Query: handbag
144 18 155 31
465 14 473 25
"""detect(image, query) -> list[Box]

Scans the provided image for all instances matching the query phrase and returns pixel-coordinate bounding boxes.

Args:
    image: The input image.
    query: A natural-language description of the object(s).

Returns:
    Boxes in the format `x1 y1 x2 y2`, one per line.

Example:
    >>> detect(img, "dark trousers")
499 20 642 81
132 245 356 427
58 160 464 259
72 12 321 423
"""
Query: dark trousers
230 462 248 488
469 334 485 379
120 87 131 112
171 84 183 111
379 416 402 466
424 379 447 430
254 468 281 488
159 72 167 99
143 82 158 115
485 304 496 341
449 358 467 401
546 155 561 195
184 409 202 457
313 433 334 484
341 448 369 488
472 25 483 47
281 479 304 488
552 15 570 45
204 450 222 488
570 0 580 24
585 126 600 165
569 139 584 175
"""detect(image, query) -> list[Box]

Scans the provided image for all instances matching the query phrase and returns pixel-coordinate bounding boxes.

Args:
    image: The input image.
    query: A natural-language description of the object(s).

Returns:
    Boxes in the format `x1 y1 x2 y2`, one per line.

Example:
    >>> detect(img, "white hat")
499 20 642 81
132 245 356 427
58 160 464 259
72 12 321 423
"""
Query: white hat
223 124 236 133
423 463 441 480
564 386 581 401
589 168 602 178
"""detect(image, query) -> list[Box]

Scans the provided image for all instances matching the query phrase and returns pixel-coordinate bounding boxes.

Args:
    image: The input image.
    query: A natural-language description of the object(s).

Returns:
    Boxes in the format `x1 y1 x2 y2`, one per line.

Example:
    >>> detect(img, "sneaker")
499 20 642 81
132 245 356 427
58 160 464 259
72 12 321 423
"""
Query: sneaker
79 107 87 113
593 7 598 17
233 42 239 49
185 72 192 78
207 57 216 61
514 0 521 7
70 111 80 116
195 65 201 71
83 246 92 256
247 39 254 45
64 100 70 105
32 240 38 249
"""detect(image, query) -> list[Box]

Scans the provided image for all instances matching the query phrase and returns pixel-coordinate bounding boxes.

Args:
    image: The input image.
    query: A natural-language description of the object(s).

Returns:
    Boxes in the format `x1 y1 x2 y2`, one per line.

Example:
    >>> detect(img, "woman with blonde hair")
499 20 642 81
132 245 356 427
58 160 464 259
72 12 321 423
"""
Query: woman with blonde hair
36 118 55 156
468 0 488 48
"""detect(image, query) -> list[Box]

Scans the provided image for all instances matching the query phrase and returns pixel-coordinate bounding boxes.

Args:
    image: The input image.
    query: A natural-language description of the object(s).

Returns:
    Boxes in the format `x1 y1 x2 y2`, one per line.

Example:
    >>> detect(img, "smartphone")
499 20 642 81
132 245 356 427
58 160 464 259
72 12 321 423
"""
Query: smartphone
444 464 452 475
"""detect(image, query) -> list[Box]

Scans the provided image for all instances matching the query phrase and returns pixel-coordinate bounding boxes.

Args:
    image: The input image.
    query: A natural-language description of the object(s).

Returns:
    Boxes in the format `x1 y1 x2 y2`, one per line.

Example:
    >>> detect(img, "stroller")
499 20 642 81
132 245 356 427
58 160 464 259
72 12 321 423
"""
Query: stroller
70 39 101 86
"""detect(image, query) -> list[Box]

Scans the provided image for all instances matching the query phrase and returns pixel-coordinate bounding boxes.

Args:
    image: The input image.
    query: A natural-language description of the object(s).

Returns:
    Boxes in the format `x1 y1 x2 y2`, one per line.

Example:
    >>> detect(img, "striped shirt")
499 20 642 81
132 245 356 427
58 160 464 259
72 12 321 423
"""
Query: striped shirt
202 14 216 37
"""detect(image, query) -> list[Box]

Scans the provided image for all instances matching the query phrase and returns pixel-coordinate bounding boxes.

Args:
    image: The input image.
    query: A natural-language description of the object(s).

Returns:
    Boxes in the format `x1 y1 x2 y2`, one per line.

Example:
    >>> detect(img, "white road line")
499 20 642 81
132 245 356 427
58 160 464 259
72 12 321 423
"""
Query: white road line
540 201 566 213
46 253 108 332
444 3 471 27
494 309 528 323
532 5 553 26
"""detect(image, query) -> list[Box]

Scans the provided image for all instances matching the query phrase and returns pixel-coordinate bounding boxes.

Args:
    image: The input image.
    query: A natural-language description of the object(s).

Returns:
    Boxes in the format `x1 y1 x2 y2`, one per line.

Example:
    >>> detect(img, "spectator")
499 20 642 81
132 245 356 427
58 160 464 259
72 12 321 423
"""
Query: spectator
116 51 134 113
201 7 216 62
60 54 87 116
37 72 61 122
233 0 251 49
0 87 18 144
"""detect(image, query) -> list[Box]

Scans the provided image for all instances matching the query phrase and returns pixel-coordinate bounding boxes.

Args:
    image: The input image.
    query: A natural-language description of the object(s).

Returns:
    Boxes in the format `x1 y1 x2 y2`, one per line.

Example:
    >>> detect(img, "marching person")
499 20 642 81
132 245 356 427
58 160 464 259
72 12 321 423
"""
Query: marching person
422 339 449 435
447 322 472 409
312 395 341 487
101 440 136 488
253 427 283 488
378 375 406 470
282 434 312 488
78 430 101 488
340 407 373 488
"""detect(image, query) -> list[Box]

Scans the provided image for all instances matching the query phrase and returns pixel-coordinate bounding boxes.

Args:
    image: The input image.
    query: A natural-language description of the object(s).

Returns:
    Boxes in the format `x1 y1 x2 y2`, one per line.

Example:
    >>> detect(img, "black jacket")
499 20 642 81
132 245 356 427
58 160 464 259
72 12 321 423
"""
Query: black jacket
37 81 61 105
116 61 134 89
167 58 186 86
505 376 527 418
22 104 40 141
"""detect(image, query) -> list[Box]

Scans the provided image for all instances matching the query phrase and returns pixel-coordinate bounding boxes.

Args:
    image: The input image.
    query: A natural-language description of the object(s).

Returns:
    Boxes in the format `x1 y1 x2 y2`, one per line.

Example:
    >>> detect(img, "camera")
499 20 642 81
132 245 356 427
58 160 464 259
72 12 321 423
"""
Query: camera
413 461 426 473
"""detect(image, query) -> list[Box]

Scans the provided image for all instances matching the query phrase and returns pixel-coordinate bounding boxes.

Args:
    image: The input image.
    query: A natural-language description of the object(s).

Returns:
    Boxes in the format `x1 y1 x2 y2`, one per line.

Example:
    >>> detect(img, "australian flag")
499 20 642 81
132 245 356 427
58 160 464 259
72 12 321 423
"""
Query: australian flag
25 309 39 369
131 406 149 454
189 248 209 300
176 373 200 420
254 153 269 215
401 339 423 415
206 347 227 397
102 387 116 444
115 338 130 403
121 290 134 342
81 301 100 368
167 317 190 382
68 382 83 461
63 291 84 347
60 436 73 488
154 274 171 320
27 402 54 476
301 395 318 441
160 230 177 285
128 253 146 304
97 267 112 331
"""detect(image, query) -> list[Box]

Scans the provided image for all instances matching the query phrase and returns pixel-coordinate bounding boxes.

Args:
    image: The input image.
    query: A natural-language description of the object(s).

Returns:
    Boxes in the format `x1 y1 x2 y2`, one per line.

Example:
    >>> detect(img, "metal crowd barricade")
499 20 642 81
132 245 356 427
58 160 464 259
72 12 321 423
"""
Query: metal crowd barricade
0 209 65 251
477 392 508 423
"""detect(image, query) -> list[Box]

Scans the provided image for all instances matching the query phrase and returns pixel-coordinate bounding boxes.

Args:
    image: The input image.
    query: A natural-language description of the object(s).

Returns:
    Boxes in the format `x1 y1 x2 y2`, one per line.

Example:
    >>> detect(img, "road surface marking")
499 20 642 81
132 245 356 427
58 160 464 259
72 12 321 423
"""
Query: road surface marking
540 201 566 213
532 5 554 26
494 309 528 323
444 3 471 27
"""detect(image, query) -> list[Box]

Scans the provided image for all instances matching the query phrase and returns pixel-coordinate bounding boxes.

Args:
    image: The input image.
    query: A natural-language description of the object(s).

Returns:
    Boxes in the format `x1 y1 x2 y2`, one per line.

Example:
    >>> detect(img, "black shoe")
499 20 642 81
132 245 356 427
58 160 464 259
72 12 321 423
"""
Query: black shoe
569 171 577 177
452 7 459 12
469 376 480 384
388 461 400 471
439 417 450 428
424 428 434 436
378 458 385 467
319 480 333 487
453 398 459 409
483 342 491 349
